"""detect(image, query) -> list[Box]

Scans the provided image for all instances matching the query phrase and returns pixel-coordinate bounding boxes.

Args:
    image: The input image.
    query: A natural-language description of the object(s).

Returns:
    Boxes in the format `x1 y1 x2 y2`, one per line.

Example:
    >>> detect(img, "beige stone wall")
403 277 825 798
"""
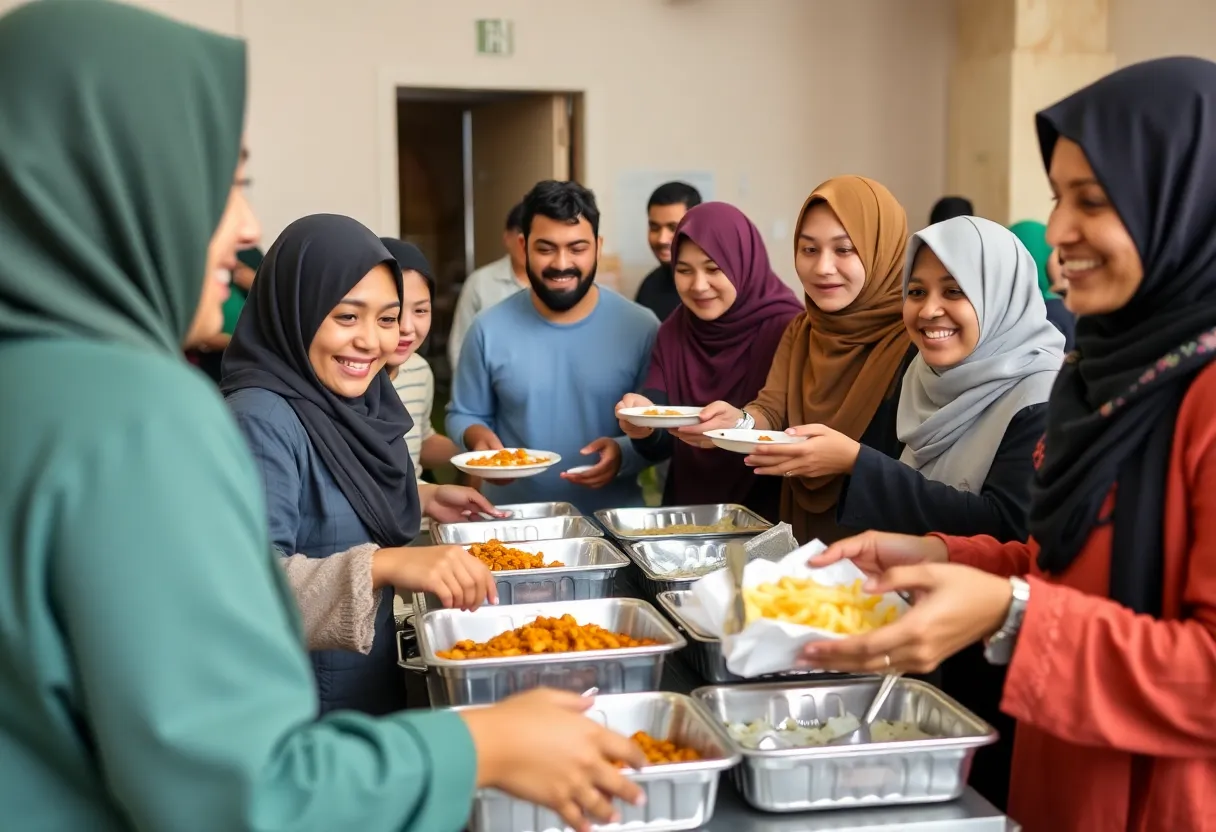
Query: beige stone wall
949 0 1115 226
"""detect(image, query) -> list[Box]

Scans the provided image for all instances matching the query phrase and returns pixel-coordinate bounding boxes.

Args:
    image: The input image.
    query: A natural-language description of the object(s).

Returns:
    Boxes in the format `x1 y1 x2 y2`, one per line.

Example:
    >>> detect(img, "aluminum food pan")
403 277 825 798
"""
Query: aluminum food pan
626 526 801 604
655 590 822 685
414 597 687 706
434 515 604 545
594 504 772 541
415 537 628 608
626 537 736 600
691 678 998 812
485 501 580 520
464 692 741 832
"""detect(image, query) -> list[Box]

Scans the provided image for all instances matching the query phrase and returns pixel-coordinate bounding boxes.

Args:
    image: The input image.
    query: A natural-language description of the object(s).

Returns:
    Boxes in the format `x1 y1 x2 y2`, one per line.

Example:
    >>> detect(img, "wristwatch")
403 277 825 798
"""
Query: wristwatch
735 411 755 430
983 576 1030 666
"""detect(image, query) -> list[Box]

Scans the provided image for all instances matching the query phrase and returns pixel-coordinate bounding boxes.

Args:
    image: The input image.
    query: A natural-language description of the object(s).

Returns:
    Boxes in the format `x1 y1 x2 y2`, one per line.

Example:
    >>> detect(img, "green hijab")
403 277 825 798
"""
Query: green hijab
0 0 245 353
1008 220 1058 300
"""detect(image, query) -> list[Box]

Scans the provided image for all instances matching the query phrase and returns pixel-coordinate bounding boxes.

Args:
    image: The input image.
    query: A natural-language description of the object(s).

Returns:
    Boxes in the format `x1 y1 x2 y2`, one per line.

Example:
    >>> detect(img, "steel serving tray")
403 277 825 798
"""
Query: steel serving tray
691 679 997 813
655 590 821 685
626 537 735 600
414 597 686 705
417 537 628 608
465 692 741 832
434 515 604 545
594 504 772 542
486 501 581 520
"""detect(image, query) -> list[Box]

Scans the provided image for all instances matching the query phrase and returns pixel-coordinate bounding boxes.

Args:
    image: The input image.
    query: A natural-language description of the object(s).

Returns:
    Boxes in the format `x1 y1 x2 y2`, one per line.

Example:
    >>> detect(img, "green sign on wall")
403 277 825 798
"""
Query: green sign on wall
476 19 514 56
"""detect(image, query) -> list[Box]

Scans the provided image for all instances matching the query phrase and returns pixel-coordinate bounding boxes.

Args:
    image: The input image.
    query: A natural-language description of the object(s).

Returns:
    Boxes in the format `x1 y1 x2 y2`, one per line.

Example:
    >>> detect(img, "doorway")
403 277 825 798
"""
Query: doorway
395 87 586 399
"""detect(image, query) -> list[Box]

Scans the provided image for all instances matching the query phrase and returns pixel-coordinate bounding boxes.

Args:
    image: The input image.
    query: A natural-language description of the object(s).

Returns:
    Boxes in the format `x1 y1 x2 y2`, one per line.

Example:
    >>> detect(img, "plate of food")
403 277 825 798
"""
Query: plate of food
617 405 704 429
451 448 561 479
705 428 806 455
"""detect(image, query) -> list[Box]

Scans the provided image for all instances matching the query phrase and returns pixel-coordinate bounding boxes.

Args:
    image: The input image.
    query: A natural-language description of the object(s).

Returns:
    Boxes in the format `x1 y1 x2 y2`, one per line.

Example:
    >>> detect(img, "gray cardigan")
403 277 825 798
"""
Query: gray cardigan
280 545 379 654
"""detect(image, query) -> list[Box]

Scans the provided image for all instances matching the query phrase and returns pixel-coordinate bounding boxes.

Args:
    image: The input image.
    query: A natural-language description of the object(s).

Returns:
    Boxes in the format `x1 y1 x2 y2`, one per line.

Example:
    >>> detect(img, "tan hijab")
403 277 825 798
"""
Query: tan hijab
787 175 910 513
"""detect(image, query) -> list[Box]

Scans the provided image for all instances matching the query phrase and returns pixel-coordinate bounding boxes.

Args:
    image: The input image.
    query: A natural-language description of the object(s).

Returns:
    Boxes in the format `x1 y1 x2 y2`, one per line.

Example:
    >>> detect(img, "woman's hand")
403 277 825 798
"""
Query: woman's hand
745 423 861 477
423 483 505 523
808 530 949 579
462 688 647 832
673 400 742 449
799 563 1013 675
371 545 497 609
615 393 654 439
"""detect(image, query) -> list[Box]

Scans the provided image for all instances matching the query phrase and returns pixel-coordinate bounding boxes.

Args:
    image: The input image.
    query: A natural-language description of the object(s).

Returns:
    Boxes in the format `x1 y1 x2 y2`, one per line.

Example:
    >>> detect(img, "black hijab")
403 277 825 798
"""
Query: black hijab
222 214 420 546
929 196 974 225
380 237 434 298
1029 57 1216 615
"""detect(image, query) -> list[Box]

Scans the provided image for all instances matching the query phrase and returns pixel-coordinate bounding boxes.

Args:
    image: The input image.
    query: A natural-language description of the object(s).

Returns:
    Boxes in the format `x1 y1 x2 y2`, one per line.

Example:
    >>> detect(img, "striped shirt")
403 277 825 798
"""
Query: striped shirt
392 353 435 480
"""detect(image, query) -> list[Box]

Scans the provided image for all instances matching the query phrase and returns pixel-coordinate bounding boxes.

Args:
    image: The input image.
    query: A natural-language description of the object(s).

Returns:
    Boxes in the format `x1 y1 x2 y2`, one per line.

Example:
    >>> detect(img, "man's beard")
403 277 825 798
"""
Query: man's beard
526 257 598 312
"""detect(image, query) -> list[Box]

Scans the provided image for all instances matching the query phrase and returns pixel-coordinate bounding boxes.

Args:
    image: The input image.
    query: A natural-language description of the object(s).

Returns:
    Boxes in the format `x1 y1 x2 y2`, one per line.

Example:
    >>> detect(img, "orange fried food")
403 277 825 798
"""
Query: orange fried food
465 448 549 467
618 731 702 767
468 539 561 572
436 613 659 660
757 435 774 441
642 408 682 416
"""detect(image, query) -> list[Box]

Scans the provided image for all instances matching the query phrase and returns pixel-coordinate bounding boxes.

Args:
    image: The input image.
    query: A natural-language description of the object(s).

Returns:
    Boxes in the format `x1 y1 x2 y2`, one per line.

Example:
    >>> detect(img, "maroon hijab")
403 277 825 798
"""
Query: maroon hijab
645 202 802 510
646 202 802 405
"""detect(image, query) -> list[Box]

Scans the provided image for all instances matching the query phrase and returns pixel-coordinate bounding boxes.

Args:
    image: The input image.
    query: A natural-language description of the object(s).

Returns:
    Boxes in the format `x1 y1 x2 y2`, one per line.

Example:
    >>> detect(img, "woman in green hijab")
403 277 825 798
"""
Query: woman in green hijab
0 3 643 831
194 245 261 383
1010 219 1076 350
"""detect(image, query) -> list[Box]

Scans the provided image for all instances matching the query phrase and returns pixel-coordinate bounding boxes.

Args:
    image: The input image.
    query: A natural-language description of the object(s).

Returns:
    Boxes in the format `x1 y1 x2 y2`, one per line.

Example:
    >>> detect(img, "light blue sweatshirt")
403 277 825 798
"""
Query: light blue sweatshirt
447 288 659 513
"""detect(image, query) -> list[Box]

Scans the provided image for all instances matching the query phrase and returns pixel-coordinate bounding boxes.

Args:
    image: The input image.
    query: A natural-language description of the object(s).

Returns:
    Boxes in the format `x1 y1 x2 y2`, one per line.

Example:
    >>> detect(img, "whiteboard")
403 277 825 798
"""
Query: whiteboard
613 170 716 267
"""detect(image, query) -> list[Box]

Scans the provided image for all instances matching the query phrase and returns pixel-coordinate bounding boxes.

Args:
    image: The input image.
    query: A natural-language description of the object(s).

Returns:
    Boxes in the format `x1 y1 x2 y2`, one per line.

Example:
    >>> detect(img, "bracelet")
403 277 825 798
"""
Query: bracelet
735 411 755 430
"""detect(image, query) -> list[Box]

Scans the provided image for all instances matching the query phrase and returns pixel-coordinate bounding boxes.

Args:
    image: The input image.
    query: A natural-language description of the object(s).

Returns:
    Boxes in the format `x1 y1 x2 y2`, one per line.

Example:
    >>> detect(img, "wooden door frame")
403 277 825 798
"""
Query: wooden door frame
376 67 586 238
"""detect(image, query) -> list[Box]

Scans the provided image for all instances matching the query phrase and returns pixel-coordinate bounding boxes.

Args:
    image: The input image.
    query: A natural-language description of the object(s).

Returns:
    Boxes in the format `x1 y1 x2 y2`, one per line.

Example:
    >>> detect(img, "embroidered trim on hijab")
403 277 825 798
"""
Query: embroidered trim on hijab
1029 57 1216 615
897 216 1064 492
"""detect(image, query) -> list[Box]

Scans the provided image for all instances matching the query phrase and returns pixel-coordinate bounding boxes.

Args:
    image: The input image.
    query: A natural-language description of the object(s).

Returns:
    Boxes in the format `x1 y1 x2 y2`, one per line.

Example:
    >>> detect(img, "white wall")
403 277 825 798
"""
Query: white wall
8 0 1211 290
28 0 954 292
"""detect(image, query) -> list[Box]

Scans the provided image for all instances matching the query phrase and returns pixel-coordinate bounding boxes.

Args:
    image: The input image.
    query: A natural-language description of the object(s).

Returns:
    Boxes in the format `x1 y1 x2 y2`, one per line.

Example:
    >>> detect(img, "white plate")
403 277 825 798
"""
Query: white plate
451 448 561 480
617 405 704 429
705 428 806 455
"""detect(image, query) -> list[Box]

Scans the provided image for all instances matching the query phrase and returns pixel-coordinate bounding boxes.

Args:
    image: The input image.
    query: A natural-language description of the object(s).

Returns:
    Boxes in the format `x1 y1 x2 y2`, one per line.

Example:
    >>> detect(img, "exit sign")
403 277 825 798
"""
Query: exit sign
476 19 514 56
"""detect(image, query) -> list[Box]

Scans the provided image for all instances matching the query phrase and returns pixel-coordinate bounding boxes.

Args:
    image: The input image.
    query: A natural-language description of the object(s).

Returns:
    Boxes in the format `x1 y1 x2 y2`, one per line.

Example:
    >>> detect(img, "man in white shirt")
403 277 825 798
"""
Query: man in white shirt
448 202 528 371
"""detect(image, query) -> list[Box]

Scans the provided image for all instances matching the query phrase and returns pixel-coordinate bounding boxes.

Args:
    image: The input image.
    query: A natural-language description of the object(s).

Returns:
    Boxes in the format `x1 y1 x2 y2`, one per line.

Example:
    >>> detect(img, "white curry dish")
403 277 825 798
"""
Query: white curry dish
451 448 561 480
705 428 807 455
617 405 705 429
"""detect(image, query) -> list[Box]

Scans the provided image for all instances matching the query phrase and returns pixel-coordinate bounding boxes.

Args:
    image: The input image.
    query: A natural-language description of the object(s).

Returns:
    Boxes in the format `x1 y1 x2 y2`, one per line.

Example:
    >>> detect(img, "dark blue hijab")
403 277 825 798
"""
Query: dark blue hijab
222 214 419 546
1030 57 1216 615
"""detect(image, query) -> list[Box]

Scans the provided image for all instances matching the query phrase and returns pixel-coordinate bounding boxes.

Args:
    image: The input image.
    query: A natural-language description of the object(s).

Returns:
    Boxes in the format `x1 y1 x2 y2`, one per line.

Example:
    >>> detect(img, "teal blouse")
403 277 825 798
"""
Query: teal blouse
0 341 477 831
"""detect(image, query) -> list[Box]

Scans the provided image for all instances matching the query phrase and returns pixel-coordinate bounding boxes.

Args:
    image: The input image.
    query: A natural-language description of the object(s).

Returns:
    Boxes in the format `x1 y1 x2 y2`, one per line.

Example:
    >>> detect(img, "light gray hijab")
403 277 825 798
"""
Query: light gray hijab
898 216 1065 492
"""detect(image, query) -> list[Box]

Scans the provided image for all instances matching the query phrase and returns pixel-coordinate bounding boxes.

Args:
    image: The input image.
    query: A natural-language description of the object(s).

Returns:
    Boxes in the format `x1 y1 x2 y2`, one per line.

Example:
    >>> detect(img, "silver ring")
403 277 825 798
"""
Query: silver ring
883 654 891 668
784 471 793 478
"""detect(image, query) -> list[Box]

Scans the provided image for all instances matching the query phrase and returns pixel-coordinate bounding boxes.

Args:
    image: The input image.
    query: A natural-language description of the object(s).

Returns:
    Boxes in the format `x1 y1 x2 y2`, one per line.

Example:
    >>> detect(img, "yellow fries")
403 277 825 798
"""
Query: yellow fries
742 576 899 635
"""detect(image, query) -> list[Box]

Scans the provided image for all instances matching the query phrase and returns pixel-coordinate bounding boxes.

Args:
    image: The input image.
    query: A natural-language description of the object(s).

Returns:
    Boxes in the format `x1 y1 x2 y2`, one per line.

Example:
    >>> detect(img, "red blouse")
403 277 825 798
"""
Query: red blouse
940 363 1216 831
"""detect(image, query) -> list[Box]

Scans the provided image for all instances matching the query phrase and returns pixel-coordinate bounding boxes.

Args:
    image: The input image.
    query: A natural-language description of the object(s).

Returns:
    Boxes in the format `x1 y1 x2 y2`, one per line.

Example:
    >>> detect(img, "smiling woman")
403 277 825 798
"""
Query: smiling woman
679 177 917 545
306 264 400 396
836 214 1063 542
222 214 498 715
804 57 1216 832
615 201 802 518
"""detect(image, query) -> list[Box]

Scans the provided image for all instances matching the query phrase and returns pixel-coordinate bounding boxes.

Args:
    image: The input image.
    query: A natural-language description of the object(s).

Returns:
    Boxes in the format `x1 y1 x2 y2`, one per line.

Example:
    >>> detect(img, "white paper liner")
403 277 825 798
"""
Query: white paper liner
688 540 909 677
